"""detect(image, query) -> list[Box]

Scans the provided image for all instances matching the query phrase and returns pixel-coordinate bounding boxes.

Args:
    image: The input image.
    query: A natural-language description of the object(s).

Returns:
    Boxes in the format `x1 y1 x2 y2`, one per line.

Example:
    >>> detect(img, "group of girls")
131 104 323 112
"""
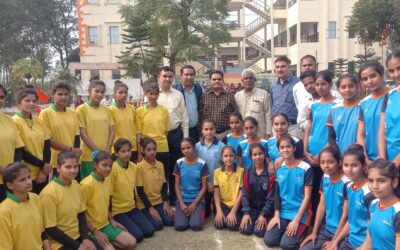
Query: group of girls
1 51 400 250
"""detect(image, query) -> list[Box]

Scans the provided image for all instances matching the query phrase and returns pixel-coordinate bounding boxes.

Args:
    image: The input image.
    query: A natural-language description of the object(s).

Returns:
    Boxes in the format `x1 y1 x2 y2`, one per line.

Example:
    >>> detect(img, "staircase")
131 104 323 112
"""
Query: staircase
243 0 271 68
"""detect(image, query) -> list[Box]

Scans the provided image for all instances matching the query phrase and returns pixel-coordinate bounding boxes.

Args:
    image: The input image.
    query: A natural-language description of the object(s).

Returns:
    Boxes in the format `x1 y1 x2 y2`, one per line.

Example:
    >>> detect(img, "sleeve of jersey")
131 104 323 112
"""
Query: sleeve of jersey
136 109 143 134
393 211 400 237
364 192 376 210
319 177 324 194
274 182 281 211
213 169 219 187
79 182 91 207
40 193 58 228
38 111 52 138
241 172 251 214
343 184 348 200
107 109 114 127
0 209 13 249
304 167 313 189
358 107 364 121
381 94 389 114
262 175 275 218
173 163 180 176
326 111 333 126
236 144 243 157
201 163 210 179
76 107 86 129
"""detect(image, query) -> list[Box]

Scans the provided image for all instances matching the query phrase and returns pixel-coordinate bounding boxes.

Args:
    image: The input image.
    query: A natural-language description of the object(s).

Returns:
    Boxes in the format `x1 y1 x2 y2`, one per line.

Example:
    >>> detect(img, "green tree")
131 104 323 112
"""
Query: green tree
332 58 348 78
12 58 44 85
119 0 235 77
51 69 82 96
348 0 400 50
353 51 381 70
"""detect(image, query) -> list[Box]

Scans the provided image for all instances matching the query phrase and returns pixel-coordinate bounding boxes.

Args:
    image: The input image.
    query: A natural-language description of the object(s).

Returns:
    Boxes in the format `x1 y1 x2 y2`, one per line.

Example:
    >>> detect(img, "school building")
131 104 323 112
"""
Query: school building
70 0 384 95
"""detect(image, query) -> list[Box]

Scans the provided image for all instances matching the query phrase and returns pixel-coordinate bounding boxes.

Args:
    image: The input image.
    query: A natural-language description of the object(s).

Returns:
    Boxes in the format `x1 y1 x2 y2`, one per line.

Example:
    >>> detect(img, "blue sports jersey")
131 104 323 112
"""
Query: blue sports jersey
327 102 361 155
222 133 246 165
276 160 313 224
368 199 400 250
320 174 350 234
382 88 400 161
174 157 209 202
237 138 269 169
359 90 388 160
308 98 340 156
344 180 375 248
195 138 225 184
267 136 304 163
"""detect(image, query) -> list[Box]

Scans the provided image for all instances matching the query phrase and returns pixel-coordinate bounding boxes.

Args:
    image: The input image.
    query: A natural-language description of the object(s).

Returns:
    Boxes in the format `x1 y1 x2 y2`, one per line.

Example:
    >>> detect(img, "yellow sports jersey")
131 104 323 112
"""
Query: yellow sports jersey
80 173 113 229
136 104 169 152
40 178 85 250
76 102 114 162
109 103 137 152
136 160 165 209
0 192 44 250
213 167 243 208
110 160 137 215
13 113 50 180
0 113 24 184
39 104 80 167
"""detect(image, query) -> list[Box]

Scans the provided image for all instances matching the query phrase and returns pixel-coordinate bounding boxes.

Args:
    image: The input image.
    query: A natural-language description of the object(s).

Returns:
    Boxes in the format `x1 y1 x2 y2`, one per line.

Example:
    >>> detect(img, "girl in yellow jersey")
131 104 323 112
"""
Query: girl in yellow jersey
76 80 114 179
213 146 243 231
13 88 52 194
81 151 136 250
39 81 81 176
136 137 174 230
0 84 24 201
109 81 138 161
40 152 99 250
0 162 50 250
111 138 155 243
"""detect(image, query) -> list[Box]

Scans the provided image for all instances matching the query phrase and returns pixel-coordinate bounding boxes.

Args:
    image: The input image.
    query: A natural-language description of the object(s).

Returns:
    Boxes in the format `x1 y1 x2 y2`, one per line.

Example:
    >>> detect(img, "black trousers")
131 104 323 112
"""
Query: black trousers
167 126 184 203
189 126 200 144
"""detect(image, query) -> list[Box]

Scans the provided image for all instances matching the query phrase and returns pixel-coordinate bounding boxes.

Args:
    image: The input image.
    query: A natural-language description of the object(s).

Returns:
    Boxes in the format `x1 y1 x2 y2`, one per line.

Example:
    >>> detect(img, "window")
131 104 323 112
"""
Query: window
109 26 120 44
112 69 121 79
328 21 336 39
328 62 335 72
301 22 318 43
289 24 297 46
288 0 297 8
90 69 100 78
88 27 99 45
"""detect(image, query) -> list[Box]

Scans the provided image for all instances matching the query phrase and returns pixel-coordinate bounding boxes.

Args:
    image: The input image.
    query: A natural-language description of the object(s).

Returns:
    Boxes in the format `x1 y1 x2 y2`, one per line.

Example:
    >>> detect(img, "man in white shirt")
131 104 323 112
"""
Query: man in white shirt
157 66 189 204
235 69 272 138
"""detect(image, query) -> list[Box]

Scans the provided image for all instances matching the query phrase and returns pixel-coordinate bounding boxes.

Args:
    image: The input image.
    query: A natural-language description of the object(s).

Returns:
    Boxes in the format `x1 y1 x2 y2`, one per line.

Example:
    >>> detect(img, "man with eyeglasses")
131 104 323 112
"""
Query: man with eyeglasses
235 69 272 139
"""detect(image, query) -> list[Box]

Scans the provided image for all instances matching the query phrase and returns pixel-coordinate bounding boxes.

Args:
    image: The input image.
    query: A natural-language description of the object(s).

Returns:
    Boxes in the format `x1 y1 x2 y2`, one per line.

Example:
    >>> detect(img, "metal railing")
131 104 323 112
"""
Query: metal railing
245 17 269 36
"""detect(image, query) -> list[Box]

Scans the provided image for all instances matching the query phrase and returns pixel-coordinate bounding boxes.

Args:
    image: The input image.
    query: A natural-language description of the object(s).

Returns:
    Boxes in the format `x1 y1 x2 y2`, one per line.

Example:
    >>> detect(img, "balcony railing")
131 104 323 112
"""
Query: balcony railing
301 33 319 43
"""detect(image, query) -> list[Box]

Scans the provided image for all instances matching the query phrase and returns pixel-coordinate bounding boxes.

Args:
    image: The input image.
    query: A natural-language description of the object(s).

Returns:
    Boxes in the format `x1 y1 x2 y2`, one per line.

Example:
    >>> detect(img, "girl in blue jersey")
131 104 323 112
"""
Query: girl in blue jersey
304 70 339 166
300 147 349 250
379 51 400 168
237 116 269 170
362 159 400 250
267 113 303 171
264 134 313 250
195 119 225 217
214 146 243 231
174 138 209 231
239 143 275 237
357 61 389 163
327 75 361 155
328 144 374 250
222 111 246 155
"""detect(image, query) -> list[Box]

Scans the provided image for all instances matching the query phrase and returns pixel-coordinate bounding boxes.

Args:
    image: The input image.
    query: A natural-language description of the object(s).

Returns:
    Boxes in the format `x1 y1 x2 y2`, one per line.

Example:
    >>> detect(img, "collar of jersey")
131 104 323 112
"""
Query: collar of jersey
53 176 65 186
50 103 66 112
15 112 32 120
114 102 126 109
200 137 219 145
116 159 129 169
6 192 29 203
91 171 103 181
144 103 158 109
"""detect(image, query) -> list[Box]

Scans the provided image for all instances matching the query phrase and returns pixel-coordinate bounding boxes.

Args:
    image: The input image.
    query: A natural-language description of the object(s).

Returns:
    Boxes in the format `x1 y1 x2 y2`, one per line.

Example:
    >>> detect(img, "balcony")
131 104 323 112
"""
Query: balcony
273 0 286 9
229 25 245 42
227 0 245 11
300 22 319 43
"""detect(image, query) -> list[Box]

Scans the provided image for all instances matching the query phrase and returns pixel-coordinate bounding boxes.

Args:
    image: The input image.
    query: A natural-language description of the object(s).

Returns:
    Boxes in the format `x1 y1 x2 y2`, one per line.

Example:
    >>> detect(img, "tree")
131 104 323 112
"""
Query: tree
119 0 235 77
348 0 400 51
52 68 82 96
12 58 44 85
332 58 348 78
353 51 381 70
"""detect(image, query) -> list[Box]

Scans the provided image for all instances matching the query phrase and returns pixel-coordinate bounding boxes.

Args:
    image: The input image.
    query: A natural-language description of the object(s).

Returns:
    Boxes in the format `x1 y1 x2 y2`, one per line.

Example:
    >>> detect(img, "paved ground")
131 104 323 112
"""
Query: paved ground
135 218 280 250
